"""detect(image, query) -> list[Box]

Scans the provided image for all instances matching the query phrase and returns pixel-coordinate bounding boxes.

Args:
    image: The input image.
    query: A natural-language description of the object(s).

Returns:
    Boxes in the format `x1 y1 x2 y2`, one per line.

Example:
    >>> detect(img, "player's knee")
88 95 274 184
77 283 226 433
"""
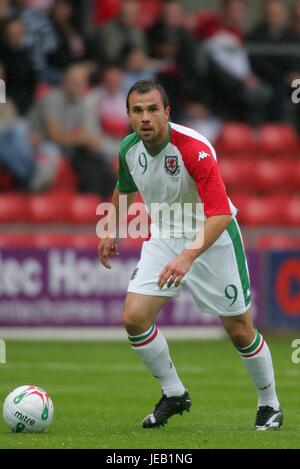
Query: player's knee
228 327 254 349
122 309 144 335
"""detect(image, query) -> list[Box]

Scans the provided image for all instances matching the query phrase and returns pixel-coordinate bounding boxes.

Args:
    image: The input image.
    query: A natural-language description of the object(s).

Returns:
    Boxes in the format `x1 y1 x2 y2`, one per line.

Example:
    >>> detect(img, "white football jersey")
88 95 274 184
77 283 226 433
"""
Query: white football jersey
117 122 236 238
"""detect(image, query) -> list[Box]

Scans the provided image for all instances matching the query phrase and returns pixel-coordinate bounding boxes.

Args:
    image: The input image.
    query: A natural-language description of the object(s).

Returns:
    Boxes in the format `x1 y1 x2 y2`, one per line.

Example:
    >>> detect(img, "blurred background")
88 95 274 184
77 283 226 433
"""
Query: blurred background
0 0 300 337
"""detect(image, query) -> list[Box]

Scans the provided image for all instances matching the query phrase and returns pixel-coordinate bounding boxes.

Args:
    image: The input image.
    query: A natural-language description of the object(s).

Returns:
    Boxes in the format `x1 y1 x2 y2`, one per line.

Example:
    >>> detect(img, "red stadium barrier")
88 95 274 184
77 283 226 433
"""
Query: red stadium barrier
0 193 28 222
70 233 99 249
255 235 300 249
0 233 34 247
33 233 73 248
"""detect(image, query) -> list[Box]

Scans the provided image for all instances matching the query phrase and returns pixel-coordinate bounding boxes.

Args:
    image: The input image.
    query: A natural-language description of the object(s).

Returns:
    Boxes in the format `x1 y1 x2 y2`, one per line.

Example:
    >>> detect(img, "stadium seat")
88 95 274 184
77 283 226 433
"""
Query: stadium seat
0 169 15 191
219 159 254 190
288 161 300 190
137 0 162 28
101 116 129 138
227 158 298 194
236 195 283 226
53 157 77 192
28 192 72 223
258 124 299 155
256 234 300 249
0 193 28 222
112 157 119 175
93 0 122 25
69 194 103 224
216 123 257 154
284 196 300 226
35 82 51 101
254 160 288 191
194 11 216 30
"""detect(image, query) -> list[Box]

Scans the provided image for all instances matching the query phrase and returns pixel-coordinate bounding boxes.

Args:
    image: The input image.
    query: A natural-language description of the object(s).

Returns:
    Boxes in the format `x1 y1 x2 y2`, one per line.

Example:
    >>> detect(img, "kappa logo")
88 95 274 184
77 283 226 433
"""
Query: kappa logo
198 151 209 161
130 268 139 281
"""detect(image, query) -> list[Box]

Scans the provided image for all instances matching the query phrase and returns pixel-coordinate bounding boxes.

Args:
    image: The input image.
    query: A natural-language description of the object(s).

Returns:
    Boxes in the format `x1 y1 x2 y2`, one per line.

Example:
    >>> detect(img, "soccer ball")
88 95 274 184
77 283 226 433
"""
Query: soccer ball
3 385 54 433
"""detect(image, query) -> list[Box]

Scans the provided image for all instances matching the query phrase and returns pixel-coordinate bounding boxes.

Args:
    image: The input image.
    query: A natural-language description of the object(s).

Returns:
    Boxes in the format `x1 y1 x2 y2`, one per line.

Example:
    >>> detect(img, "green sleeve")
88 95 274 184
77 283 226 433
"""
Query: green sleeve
117 133 140 193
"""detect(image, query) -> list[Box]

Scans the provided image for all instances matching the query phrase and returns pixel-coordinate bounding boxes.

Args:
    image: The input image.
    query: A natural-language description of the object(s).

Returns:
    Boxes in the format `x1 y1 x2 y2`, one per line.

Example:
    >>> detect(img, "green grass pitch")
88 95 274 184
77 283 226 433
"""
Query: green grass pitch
0 336 299 449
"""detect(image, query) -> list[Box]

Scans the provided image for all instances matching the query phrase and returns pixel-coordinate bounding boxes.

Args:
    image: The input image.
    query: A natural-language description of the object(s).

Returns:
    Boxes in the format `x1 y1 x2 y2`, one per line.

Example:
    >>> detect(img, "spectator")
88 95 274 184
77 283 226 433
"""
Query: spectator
0 0 11 41
195 0 271 124
0 63 36 189
290 0 300 38
286 1 300 73
0 17 37 115
29 0 54 10
122 46 156 92
92 0 122 26
247 0 292 121
47 0 90 83
147 0 189 60
12 0 57 80
146 0 197 117
29 64 116 196
181 102 223 144
287 1 300 132
85 65 129 161
91 0 145 65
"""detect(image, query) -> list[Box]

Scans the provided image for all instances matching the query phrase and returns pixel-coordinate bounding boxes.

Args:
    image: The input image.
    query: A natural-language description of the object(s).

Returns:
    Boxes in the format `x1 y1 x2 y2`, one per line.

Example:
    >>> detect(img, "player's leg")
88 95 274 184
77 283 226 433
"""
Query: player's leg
185 218 282 430
123 293 186 397
220 309 283 430
122 292 191 428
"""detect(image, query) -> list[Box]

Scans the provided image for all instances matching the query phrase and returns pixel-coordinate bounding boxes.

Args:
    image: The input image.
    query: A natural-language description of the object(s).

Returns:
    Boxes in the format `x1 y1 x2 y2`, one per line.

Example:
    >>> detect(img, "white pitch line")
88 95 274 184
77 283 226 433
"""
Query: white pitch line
0 327 224 341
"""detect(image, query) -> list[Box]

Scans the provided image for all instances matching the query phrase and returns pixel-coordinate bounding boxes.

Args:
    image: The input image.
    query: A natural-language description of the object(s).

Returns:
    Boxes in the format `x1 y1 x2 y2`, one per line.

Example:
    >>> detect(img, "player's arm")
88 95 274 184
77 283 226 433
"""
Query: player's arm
185 213 232 257
98 187 137 269
158 214 231 289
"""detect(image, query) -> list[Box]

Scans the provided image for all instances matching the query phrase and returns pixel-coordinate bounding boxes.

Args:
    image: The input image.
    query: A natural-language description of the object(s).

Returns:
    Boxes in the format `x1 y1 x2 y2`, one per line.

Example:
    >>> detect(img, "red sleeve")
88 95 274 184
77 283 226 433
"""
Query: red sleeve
181 141 231 217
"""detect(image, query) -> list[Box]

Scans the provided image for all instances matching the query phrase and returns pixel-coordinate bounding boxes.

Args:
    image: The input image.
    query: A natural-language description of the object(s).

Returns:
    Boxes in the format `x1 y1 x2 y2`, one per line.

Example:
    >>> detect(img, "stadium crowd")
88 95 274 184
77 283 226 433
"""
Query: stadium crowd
0 0 300 202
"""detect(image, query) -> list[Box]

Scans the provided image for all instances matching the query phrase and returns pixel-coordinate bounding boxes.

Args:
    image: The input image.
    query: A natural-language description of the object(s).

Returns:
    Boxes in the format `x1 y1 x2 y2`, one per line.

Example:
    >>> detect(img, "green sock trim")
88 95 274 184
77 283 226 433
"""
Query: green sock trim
237 330 262 354
128 324 156 343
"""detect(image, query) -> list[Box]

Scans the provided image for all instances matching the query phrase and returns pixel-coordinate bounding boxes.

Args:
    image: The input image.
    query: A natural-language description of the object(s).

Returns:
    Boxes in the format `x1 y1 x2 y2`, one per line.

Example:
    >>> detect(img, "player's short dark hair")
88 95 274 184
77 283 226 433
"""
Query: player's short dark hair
126 79 170 110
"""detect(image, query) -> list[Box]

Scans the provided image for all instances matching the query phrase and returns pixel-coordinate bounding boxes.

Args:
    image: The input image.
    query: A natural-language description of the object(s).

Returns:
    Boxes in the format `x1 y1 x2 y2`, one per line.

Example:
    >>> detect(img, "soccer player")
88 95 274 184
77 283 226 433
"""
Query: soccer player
98 79 283 431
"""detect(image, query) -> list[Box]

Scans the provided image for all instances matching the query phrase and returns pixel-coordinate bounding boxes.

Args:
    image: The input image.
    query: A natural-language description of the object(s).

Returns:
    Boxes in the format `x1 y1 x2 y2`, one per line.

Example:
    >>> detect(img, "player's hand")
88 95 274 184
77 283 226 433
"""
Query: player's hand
157 254 193 289
98 237 119 269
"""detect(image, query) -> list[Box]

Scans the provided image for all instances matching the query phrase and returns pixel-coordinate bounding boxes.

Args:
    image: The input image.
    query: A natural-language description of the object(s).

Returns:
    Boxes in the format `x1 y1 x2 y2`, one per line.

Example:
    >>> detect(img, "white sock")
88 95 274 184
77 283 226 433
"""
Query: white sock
128 324 185 397
237 330 280 410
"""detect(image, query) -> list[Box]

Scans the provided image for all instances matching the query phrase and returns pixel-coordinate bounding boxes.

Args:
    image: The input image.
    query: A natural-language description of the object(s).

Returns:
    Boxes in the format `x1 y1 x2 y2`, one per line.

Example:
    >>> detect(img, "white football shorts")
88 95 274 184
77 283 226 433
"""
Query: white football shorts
127 218 251 316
